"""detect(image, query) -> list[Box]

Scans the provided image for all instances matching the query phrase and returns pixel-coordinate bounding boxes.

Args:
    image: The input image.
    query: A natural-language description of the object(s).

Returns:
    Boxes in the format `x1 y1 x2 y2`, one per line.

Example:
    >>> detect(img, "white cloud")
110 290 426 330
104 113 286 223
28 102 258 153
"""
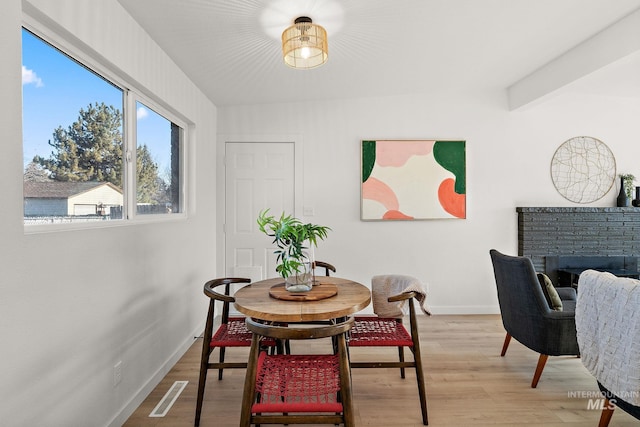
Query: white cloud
22 65 43 87
137 106 149 120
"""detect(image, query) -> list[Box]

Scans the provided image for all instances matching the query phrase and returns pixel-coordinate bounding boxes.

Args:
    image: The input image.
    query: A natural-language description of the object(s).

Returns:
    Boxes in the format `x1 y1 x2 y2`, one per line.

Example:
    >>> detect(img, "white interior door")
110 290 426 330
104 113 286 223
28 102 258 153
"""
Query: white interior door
224 142 295 282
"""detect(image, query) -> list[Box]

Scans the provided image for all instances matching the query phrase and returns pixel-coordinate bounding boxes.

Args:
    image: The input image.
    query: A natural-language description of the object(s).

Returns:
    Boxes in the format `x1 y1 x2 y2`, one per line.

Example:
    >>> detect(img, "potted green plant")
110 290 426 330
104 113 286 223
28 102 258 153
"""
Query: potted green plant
622 174 635 198
618 174 635 207
257 209 331 292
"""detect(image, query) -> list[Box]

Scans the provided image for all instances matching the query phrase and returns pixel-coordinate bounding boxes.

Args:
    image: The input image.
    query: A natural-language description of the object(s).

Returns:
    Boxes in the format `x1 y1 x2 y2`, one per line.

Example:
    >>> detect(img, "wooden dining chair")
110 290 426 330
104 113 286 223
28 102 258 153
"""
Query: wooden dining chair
240 317 356 427
313 260 336 277
195 277 276 427
348 275 429 425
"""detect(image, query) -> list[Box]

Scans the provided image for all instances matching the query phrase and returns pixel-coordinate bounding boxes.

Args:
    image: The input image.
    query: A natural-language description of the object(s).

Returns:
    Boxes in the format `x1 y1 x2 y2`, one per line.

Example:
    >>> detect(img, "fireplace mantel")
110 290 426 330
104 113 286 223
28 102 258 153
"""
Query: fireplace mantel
517 207 640 214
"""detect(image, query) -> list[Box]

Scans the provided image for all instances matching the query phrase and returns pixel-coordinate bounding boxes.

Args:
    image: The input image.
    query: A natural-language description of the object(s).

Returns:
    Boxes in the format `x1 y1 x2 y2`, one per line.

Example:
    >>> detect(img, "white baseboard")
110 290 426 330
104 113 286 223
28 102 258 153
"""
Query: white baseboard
427 305 500 315
106 322 204 427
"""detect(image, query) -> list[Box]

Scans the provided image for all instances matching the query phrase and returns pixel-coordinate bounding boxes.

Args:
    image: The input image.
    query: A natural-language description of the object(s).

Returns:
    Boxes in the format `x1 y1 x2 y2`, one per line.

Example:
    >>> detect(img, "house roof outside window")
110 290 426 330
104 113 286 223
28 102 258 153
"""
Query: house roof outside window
23 181 122 199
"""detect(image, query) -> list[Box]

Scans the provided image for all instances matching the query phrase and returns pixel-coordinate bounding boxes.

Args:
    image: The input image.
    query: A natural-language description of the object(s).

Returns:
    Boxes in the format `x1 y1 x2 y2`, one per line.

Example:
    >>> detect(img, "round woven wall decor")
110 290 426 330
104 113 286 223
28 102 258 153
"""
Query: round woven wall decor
550 136 616 203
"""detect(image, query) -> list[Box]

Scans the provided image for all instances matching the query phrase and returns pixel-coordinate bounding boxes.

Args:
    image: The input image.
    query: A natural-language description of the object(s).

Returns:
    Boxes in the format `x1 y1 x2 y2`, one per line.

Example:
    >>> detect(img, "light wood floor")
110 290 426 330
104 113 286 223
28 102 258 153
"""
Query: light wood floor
123 315 638 426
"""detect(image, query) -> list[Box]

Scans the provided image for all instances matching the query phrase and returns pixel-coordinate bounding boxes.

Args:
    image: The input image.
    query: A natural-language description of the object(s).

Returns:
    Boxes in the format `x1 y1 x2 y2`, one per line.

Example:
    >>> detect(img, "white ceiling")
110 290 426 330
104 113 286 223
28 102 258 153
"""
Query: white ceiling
117 0 640 107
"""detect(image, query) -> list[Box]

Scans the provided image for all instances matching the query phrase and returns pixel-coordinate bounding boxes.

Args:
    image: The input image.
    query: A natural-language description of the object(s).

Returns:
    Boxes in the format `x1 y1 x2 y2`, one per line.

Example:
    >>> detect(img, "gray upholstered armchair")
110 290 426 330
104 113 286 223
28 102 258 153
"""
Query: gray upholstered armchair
489 249 580 387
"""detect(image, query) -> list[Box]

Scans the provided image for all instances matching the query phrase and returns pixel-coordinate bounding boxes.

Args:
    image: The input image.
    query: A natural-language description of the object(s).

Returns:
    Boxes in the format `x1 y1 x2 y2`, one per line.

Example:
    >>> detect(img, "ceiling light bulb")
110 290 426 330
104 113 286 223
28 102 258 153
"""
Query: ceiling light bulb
300 46 311 59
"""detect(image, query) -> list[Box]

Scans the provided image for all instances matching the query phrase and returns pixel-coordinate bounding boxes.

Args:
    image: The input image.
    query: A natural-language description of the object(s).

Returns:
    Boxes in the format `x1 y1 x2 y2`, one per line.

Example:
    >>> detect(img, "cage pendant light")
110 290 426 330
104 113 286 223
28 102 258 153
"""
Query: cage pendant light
282 16 328 69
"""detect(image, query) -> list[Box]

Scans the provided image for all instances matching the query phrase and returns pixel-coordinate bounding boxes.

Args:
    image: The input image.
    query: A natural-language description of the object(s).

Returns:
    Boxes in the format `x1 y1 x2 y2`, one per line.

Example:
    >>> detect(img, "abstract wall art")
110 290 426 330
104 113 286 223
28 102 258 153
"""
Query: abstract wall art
361 139 466 220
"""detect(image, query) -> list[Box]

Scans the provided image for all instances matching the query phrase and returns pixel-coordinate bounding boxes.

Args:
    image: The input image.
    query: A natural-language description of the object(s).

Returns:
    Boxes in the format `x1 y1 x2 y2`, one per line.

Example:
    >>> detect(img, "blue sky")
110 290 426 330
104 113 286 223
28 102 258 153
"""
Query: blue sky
21 29 171 178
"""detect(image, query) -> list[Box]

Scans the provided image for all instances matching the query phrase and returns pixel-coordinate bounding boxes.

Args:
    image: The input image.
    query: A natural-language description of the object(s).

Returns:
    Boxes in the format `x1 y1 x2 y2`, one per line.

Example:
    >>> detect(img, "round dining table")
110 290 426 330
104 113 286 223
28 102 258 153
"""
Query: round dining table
234 276 371 322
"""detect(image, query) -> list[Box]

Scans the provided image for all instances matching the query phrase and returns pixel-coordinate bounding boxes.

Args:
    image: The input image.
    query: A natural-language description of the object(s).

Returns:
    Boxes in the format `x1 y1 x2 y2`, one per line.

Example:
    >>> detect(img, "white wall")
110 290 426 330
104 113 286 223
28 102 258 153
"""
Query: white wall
1 1 216 426
217 88 640 314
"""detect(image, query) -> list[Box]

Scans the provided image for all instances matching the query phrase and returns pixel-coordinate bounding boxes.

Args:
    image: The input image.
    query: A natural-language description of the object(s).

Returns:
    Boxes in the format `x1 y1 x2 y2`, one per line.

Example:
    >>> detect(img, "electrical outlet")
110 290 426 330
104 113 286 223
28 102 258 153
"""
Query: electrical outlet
113 361 122 387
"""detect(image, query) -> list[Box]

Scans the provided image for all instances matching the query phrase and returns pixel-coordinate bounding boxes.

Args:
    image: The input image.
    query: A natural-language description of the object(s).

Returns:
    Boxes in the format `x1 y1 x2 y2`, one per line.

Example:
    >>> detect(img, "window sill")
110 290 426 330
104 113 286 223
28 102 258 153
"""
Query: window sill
23 213 188 235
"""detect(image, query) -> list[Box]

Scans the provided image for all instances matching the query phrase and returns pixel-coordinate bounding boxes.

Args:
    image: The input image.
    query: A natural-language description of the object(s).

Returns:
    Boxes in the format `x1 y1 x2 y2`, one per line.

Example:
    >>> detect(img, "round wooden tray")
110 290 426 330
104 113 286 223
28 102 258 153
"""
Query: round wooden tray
269 282 338 301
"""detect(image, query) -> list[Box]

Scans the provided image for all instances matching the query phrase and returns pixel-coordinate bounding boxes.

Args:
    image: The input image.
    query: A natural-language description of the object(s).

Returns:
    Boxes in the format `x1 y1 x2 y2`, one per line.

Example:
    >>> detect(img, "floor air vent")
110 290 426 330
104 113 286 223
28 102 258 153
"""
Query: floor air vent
149 380 188 417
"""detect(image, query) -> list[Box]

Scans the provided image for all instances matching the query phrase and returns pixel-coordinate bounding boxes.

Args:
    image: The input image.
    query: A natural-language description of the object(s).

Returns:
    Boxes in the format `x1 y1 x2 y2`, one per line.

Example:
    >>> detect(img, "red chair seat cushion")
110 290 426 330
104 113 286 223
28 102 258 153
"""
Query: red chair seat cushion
251 352 343 414
349 316 414 347
210 317 275 347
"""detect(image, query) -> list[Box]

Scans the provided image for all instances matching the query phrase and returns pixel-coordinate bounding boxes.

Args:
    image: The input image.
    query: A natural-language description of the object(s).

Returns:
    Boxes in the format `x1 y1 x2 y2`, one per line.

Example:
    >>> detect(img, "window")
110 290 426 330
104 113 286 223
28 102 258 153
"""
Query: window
21 27 185 227
135 102 182 215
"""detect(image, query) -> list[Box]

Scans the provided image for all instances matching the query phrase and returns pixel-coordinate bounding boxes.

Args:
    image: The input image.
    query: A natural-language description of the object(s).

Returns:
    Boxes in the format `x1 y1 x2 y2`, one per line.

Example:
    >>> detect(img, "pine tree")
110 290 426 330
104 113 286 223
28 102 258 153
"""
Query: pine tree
23 161 50 182
136 144 160 203
34 102 123 185
33 102 166 205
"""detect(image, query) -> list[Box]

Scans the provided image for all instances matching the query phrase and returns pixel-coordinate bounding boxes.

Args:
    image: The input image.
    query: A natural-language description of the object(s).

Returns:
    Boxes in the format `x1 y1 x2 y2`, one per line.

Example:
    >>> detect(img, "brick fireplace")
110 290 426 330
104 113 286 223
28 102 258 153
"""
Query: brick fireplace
517 207 640 284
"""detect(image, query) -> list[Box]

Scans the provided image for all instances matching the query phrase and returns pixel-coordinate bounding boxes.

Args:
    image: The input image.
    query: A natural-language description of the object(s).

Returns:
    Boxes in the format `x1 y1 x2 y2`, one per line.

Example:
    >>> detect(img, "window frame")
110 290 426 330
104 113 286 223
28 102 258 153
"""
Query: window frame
22 17 189 234
127 93 188 220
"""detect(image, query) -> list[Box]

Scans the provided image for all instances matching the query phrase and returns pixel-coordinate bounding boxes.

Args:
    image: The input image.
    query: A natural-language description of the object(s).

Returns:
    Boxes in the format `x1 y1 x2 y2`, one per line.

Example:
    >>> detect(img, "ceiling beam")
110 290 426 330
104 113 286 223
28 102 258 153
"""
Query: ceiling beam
507 8 640 110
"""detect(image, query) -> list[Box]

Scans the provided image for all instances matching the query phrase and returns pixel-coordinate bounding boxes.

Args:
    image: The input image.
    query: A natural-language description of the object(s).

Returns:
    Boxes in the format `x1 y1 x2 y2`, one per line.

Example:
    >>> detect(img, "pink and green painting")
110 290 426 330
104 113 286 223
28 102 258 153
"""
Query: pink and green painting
361 140 466 220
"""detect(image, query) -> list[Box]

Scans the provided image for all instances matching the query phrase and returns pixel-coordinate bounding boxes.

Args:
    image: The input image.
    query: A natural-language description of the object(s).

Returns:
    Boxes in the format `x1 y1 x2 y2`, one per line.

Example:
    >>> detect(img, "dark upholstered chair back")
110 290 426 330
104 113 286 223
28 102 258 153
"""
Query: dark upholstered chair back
489 249 579 356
